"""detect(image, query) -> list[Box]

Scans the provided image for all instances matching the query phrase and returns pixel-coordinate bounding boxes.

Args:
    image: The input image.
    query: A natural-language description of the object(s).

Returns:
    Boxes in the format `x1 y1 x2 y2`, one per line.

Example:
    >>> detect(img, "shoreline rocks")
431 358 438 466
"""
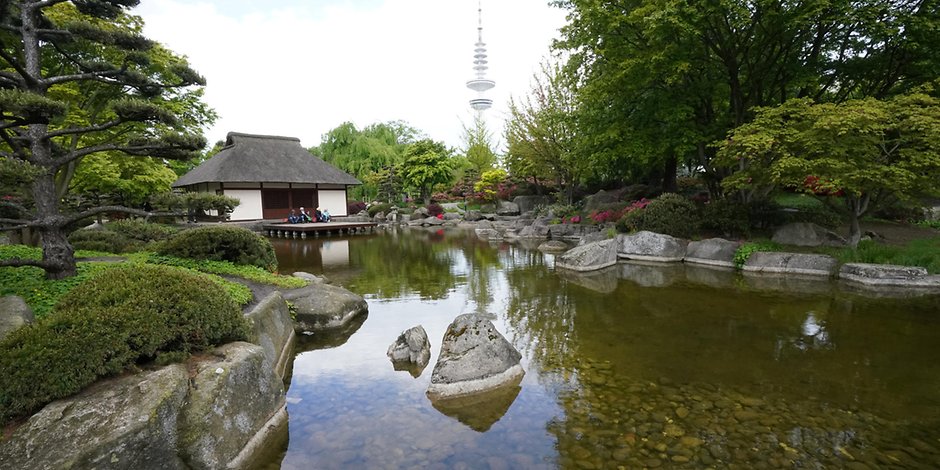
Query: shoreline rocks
618 231 687 263
283 283 368 333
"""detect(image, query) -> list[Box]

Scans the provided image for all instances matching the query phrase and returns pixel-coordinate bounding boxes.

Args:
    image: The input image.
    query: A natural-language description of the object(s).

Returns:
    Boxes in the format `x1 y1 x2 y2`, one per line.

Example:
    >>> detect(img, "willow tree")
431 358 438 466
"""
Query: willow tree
0 0 207 279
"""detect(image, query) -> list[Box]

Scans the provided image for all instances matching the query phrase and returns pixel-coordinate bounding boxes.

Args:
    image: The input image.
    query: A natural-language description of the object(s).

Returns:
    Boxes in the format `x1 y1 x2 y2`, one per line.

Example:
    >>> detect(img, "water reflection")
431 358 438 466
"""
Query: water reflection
428 375 524 432
263 230 940 469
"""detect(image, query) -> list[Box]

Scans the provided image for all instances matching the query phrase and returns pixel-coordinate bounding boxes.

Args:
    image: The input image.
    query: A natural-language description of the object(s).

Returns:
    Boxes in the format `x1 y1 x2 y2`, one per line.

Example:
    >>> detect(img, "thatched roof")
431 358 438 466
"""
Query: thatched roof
173 132 360 187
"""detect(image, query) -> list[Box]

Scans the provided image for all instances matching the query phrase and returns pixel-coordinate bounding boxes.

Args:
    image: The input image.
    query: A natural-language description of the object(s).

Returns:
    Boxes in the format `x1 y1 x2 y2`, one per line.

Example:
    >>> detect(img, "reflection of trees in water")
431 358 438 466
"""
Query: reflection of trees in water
345 229 459 300
450 234 505 316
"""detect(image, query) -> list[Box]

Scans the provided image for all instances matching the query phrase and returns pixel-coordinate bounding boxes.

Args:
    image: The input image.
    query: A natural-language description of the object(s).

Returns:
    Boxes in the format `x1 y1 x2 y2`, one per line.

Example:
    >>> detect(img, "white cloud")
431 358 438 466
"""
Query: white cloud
134 0 566 151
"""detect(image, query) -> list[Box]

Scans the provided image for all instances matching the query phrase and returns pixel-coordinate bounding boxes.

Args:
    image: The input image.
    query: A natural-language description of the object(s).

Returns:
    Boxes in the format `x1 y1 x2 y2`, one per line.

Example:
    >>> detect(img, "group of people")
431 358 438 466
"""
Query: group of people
287 206 330 224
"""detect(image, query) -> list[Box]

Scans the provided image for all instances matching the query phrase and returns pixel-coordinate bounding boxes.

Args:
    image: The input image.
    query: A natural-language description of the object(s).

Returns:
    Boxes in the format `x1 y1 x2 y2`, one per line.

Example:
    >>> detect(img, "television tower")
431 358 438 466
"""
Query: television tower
466 1 494 112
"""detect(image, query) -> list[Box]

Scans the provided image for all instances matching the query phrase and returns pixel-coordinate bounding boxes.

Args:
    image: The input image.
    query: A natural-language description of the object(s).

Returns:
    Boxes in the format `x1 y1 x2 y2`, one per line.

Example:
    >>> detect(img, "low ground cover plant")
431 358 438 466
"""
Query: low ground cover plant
0 264 249 423
617 193 701 238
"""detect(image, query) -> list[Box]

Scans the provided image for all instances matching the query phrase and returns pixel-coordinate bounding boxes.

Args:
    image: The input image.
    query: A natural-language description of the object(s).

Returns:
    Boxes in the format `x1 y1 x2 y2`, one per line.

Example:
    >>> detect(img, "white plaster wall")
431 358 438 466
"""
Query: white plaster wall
317 190 348 216
224 189 264 220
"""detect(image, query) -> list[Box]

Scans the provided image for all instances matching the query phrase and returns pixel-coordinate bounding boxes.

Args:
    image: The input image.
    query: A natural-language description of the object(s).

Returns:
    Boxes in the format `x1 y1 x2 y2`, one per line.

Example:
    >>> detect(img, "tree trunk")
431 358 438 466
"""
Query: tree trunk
33 173 77 279
662 154 678 193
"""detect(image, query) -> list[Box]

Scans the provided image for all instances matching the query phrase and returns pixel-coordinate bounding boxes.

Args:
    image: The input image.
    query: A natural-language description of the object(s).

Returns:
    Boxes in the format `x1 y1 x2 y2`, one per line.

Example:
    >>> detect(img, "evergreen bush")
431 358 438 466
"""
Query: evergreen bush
67 228 133 253
617 193 701 238
107 219 178 243
155 225 277 271
0 264 248 423
367 203 393 217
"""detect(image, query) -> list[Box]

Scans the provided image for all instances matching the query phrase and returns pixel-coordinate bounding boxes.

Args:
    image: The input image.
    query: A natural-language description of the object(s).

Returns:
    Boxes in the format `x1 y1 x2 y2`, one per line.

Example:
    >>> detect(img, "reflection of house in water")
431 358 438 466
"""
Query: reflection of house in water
320 240 350 268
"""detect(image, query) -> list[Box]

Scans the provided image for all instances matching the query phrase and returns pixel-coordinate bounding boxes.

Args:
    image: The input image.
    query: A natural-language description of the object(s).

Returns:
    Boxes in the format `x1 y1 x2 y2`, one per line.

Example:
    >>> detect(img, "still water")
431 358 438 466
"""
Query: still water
259 227 940 469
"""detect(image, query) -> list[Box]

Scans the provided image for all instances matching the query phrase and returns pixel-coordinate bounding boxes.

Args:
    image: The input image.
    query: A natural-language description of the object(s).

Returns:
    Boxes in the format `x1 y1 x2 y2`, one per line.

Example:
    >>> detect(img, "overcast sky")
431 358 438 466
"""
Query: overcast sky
134 0 567 151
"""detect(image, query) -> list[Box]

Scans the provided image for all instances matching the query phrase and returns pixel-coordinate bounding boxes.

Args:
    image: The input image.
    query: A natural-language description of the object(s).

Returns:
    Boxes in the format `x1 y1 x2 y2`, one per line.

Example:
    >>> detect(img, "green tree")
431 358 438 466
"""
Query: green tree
474 168 508 204
0 1 208 279
399 139 454 205
553 0 940 194
717 90 940 247
505 61 581 203
461 114 498 173
315 120 420 200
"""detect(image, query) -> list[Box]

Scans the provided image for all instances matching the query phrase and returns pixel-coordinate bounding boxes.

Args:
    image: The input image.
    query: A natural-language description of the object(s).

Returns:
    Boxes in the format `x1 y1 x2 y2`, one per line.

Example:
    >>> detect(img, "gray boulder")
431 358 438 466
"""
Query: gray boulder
443 212 462 221
465 210 484 222
583 189 622 212
538 240 569 252
422 216 445 226
618 231 688 262
839 263 940 288
0 365 190 470
0 295 33 341
244 292 296 379
427 314 524 399
413 207 430 219
556 239 618 272
517 224 550 239
475 228 502 241
684 238 741 268
772 222 847 247
512 195 551 215
282 283 368 332
743 252 838 277
179 342 286 470
578 229 611 246
496 200 521 216
387 325 431 376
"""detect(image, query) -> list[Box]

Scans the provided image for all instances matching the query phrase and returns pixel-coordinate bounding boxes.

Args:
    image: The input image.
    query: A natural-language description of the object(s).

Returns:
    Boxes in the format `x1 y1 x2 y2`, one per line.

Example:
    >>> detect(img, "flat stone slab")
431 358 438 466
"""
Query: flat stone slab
556 239 618 272
839 263 940 288
282 283 368 332
684 238 741 268
742 252 838 277
618 231 687 262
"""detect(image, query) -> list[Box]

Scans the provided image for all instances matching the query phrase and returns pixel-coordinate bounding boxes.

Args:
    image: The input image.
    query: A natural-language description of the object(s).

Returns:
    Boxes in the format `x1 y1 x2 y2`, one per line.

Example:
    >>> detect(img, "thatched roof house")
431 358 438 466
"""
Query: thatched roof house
173 132 360 220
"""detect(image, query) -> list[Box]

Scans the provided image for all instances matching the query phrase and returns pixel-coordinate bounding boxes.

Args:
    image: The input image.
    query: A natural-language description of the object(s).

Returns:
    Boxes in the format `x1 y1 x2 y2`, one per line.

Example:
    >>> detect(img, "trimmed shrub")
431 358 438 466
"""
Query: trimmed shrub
616 193 702 238
427 203 444 217
701 198 752 237
347 201 367 215
107 219 178 243
368 203 393 217
0 264 249 423
155 225 277 271
68 228 132 253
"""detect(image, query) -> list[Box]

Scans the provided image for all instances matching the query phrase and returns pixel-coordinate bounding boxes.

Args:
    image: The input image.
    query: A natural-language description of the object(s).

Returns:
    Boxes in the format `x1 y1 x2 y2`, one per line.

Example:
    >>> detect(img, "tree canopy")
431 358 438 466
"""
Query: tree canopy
1 0 211 278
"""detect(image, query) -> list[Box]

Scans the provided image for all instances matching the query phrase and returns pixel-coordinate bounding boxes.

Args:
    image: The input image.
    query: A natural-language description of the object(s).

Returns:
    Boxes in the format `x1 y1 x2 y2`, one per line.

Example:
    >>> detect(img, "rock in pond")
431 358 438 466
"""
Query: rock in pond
387 325 431 377
427 314 524 399
496 200 521 216
743 252 838 277
179 342 287 470
282 283 368 333
292 271 328 284
839 263 940 288
555 239 618 272
684 238 741 268
538 240 569 252
618 231 687 262
0 295 33 341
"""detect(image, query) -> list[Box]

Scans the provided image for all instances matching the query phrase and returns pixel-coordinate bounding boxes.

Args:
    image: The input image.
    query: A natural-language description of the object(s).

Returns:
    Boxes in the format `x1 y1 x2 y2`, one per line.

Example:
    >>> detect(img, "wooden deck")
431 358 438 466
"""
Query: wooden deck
261 221 377 238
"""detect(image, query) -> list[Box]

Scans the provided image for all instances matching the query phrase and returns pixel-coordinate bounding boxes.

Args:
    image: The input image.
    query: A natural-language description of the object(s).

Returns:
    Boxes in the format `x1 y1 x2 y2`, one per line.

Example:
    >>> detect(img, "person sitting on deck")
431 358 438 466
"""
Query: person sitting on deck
321 208 331 222
315 207 324 222
299 207 312 223
287 210 300 224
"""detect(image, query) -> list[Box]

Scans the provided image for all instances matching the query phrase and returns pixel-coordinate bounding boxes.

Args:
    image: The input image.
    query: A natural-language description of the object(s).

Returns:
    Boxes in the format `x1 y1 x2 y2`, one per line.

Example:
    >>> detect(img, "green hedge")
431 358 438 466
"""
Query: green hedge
617 193 702 238
107 219 178 243
155 225 277 271
68 229 134 253
0 264 248 423
368 203 393 217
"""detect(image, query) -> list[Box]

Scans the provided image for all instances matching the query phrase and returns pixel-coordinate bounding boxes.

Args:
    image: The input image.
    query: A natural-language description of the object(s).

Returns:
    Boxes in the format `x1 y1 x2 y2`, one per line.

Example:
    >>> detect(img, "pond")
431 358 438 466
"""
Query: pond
256 228 940 469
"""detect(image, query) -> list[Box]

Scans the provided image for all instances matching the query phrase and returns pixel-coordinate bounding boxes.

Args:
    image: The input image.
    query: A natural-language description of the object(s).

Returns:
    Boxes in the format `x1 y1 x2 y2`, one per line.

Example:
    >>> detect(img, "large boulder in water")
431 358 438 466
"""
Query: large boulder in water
684 238 741 268
387 325 432 377
179 342 286 469
427 314 524 399
496 200 521 216
618 231 687 262
0 295 33 342
556 239 618 272
0 365 191 469
282 283 368 332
